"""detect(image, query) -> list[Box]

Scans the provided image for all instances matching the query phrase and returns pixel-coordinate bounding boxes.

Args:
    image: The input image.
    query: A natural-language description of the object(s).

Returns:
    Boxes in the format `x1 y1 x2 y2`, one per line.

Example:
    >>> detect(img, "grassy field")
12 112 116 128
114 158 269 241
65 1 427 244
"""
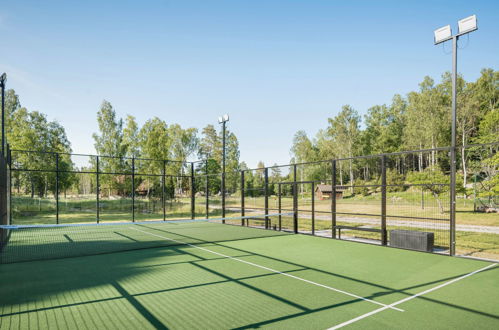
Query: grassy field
11 196 221 224
9 191 499 260
238 193 499 226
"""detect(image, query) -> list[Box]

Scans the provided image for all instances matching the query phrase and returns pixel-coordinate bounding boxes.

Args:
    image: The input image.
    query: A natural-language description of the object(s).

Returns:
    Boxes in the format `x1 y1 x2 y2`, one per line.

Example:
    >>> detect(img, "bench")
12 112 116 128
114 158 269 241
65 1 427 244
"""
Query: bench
334 225 382 239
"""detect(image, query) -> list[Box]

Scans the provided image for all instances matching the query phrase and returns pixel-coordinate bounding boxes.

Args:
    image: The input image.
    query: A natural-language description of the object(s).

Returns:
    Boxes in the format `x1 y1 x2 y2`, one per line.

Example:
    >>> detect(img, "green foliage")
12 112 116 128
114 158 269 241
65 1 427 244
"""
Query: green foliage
327 105 361 160
406 166 449 213
138 117 171 173
207 159 221 193
386 169 405 192
198 124 240 192
122 115 140 158
8 104 74 197
93 101 125 164
288 69 498 196
4 68 496 204
352 178 370 196
364 96 406 155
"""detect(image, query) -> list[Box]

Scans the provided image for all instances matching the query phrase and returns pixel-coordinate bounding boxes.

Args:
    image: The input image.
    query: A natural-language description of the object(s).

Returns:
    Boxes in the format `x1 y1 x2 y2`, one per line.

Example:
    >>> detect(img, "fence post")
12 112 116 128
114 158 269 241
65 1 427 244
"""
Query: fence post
222 171 225 222
55 153 59 224
96 156 100 223
205 160 209 218
132 157 135 222
162 160 166 221
278 183 282 231
381 155 387 246
293 164 298 234
264 167 269 229
191 162 195 219
473 173 476 212
450 147 457 256
7 145 11 224
311 181 315 235
241 170 245 226
332 160 336 239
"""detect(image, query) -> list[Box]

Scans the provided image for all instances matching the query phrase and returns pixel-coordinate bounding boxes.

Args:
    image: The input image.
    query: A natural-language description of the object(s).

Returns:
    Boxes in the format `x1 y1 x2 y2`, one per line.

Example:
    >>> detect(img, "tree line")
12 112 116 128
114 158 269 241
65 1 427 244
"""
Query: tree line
4 93 240 198
288 69 498 201
3 68 497 201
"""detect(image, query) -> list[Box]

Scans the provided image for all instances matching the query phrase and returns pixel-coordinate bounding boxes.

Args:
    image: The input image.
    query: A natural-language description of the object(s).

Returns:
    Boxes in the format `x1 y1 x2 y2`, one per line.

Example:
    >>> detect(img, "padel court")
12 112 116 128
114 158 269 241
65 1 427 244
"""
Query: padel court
0 217 498 329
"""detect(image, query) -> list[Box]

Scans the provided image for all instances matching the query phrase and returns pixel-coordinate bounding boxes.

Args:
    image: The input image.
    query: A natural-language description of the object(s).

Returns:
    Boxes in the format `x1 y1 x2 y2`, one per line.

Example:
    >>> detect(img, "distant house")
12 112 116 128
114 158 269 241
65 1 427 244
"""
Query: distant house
315 184 346 200
136 181 152 196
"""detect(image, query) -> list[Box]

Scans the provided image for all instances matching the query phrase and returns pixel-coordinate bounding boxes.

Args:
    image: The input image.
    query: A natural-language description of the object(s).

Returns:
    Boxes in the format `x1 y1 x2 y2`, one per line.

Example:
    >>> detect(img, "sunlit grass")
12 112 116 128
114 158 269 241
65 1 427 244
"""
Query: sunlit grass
10 192 498 260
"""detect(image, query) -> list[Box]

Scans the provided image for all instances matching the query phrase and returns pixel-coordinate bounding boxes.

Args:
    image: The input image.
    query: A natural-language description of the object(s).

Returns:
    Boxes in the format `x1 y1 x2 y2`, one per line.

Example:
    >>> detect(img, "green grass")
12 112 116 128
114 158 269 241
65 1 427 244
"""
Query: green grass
230 194 499 226
13 192 499 226
0 223 497 329
10 193 499 260
11 196 217 224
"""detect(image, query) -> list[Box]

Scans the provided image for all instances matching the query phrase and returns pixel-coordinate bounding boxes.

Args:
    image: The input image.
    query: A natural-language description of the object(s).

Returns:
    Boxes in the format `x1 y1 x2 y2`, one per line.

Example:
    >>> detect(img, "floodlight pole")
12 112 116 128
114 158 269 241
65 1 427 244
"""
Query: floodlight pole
434 17 477 256
450 35 458 257
0 73 6 157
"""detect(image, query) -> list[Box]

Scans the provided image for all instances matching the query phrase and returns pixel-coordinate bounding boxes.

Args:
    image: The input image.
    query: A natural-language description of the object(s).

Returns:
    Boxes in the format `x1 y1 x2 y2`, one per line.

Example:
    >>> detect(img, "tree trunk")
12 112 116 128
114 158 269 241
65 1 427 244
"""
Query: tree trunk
339 163 344 186
349 159 354 192
431 136 435 167
30 177 34 198
421 189 424 209
418 146 423 172
433 191 444 214
300 168 304 196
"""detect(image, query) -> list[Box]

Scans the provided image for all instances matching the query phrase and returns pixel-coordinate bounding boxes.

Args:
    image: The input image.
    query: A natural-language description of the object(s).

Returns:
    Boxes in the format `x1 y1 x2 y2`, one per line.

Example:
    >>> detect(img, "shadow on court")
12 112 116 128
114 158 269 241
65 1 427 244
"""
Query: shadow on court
0 225 497 329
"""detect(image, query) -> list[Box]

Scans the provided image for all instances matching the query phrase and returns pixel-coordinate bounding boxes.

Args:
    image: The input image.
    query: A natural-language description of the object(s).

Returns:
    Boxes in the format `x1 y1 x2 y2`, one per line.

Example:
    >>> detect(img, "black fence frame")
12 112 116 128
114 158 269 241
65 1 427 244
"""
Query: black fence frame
6 141 499 256
8 148 205 224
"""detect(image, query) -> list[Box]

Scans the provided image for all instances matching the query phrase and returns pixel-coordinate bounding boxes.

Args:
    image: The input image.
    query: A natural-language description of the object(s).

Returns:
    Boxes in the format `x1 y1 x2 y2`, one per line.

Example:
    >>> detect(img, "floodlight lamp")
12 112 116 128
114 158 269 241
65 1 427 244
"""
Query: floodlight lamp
458 15 477 34
434 25 452 44
218 116 223 124
0 73 6 84
223 114 229 122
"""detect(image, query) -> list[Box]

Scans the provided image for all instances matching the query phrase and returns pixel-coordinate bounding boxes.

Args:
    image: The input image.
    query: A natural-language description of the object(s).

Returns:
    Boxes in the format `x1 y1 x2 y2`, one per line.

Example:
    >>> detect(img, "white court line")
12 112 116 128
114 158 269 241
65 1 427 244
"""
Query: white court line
327 262 497 329
130 227 403 312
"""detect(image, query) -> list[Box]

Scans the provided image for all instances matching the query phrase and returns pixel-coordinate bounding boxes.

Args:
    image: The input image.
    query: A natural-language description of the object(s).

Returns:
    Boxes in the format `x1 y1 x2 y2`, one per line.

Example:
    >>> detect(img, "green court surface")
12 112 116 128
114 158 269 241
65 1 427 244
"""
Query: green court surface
0 221 498 329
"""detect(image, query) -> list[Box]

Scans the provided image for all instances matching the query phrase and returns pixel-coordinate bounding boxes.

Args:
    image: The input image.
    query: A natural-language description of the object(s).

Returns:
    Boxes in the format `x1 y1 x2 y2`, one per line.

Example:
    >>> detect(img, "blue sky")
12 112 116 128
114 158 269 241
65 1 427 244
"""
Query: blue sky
1 0 498 167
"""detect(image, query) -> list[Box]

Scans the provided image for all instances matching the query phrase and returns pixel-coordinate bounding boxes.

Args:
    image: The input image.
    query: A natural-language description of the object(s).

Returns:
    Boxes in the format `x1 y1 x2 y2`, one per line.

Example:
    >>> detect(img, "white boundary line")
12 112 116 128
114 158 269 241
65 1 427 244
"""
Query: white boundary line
327 262 497 329
130 227 403 312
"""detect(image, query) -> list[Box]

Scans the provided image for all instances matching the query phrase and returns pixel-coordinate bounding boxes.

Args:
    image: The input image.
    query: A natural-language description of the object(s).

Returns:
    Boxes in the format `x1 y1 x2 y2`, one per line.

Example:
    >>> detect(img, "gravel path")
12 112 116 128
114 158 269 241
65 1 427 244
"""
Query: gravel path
222 207 499 234
313 214 499 234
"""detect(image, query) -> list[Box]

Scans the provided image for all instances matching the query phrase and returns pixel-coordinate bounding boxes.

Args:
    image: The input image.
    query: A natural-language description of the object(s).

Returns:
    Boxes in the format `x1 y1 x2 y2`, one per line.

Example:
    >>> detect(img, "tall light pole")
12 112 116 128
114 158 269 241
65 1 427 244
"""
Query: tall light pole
434 15 477 256
218 114 229 220
0 73 6 157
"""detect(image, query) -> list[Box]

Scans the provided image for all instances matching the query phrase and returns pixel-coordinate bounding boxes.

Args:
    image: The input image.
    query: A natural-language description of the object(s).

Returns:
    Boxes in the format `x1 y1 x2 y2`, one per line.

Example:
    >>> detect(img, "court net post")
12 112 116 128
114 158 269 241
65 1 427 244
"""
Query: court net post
190 162 195 219
293 164 298 234
241 170 245 226
331 160 337 239
264 167 269 229
381 155 387 246
278 183 282 231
